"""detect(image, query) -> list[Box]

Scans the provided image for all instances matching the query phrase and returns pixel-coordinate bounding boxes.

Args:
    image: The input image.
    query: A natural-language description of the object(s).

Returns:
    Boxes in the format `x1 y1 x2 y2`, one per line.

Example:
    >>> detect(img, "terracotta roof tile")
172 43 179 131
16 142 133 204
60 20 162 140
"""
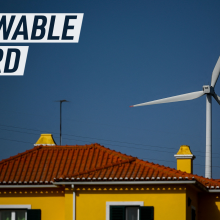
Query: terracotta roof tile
0 143 220 190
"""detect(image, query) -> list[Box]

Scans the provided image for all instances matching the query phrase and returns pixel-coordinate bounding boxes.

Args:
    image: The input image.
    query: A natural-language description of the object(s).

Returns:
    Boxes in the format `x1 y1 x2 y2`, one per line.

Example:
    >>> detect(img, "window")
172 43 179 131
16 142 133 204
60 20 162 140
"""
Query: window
0 207 41 220
110 206 154 220
126 207 139 220
108 204 154 220
0 210 26 220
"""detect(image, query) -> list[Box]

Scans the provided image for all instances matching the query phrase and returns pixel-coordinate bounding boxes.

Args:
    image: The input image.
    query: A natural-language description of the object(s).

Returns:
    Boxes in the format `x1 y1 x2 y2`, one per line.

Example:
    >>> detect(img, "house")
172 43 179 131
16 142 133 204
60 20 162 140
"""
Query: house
0 134 220 220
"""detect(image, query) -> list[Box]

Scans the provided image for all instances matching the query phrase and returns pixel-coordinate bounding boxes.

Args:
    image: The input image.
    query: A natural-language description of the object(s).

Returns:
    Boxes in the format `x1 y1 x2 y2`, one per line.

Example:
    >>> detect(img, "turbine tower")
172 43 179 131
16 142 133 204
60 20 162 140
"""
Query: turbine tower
130 57 220 179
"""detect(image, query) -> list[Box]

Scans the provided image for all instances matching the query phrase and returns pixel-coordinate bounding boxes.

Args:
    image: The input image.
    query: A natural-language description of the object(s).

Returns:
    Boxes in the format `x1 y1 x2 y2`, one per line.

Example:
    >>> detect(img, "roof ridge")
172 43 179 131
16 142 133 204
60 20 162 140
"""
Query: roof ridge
0 145 43 164
135 158 220 184
0 143 132 165
93 143 134 160
42 144 95 149
135 159 182 178
0 143 97 164
58 157 137 180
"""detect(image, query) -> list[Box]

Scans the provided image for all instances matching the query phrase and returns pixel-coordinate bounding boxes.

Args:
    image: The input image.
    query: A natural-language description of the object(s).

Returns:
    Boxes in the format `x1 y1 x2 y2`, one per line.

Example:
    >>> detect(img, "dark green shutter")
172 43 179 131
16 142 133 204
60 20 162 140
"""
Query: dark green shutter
27 209 41 220
139 207 154 220
110 206 125 220
191 209 196 220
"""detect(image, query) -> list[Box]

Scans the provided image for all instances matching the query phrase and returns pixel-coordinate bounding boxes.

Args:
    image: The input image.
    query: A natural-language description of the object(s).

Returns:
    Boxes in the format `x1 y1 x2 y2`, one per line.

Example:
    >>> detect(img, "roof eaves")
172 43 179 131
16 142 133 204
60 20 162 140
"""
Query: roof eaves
53 180 197 186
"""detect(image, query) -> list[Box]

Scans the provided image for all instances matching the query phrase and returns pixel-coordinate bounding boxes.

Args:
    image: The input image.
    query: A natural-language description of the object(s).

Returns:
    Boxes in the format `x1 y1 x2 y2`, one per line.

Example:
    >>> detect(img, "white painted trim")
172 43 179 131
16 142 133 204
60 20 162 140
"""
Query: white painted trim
11 211 15 220
106 202 144 220
174 154 194 159
0 185 57 188
34 144 56 146
208 189 220 193
0 205 31 209
54 180 196 185
73 190 75 220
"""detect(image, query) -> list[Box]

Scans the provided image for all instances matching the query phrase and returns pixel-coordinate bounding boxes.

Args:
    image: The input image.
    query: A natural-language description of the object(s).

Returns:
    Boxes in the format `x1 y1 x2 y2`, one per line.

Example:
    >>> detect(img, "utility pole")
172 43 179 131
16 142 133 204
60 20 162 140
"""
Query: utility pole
56 100 69 145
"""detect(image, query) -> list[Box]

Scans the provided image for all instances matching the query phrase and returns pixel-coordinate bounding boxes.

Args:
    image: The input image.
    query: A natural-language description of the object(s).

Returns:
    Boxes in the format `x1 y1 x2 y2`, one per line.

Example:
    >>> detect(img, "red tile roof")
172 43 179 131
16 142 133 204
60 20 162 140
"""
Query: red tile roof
0 143 219 190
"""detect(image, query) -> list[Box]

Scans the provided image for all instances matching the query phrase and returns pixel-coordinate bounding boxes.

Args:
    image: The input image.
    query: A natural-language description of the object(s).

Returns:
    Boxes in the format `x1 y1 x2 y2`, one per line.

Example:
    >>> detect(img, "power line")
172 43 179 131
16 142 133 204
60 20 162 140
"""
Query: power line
141 157 220 169
1 135 220 170
0 124 220 158
0 137 32 144
0 108 218 141
0 126 215 158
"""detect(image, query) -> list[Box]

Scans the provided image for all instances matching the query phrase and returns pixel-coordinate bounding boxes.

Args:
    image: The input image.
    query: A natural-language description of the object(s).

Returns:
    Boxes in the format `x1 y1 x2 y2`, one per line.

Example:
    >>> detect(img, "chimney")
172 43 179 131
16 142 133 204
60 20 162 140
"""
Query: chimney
34 134 56 146
174 145 195 174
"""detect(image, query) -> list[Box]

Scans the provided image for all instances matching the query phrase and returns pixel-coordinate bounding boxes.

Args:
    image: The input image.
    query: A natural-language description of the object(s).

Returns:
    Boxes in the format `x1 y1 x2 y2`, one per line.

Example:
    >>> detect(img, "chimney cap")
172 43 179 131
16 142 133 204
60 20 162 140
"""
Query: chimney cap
34 134 56 146
174 145 195 159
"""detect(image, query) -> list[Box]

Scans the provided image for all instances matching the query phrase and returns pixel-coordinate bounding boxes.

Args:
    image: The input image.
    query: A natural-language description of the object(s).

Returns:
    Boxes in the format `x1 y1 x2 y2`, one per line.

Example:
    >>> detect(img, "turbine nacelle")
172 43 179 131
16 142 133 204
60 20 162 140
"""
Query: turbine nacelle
202 85 220 105
203 85 214 95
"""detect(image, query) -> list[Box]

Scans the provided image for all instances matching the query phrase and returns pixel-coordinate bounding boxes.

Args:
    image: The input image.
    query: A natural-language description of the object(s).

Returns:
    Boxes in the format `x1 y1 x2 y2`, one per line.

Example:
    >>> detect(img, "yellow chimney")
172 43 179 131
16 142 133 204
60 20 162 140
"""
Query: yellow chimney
34 134 56 146
174 145 195 174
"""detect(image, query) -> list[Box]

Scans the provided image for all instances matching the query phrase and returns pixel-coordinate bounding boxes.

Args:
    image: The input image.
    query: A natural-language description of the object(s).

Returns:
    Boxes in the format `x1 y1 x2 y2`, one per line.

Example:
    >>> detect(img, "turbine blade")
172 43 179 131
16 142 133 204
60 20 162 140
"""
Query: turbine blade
131 91 204 107
212 93 220 105
211 56 220 87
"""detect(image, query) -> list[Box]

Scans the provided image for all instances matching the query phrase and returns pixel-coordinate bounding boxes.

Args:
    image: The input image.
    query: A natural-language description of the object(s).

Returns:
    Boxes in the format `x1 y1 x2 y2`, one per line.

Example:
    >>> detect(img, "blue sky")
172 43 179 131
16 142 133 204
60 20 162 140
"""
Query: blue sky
0 0 220 178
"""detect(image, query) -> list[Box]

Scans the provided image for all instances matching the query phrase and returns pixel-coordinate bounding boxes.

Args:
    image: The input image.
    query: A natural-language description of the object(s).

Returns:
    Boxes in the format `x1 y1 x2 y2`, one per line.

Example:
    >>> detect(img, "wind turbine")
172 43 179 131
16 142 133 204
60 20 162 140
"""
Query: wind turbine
130 57 220 179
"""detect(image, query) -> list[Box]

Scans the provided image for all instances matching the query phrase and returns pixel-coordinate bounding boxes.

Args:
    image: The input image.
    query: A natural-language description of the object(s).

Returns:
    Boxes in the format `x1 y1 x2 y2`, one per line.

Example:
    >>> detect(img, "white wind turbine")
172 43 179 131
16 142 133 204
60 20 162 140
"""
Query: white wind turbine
130 57 220 179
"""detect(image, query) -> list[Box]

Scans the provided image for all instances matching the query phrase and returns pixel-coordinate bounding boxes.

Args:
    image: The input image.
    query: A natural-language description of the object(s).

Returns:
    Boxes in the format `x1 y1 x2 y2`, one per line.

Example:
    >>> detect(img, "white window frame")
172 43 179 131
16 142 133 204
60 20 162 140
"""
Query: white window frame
106 202 144 220
0 205 31 220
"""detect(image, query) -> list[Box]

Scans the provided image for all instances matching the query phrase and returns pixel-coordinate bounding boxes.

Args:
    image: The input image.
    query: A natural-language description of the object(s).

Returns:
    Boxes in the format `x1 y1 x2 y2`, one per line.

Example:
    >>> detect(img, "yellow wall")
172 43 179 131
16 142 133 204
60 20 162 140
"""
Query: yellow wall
0 187 65 220
1 184 220 220
65 188 73 220
75 185 187 220
177 159 192 173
